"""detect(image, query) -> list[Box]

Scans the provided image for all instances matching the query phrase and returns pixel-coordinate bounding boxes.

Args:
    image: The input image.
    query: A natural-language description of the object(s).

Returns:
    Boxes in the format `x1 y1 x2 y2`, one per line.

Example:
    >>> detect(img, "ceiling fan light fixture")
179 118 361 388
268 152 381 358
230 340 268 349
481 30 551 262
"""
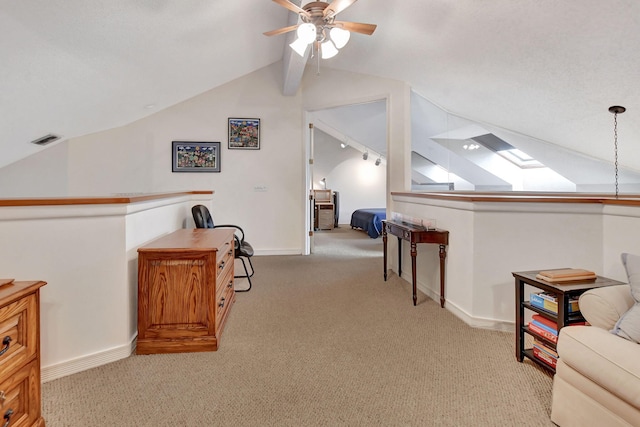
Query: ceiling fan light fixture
289 37 309 57
321 39 339 59
330 27 350 49
296 23 316 44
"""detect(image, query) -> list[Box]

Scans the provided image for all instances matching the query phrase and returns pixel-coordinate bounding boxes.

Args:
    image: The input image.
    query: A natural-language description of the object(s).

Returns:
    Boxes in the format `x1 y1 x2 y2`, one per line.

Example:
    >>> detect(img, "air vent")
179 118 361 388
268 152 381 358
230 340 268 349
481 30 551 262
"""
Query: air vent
31 133 61 146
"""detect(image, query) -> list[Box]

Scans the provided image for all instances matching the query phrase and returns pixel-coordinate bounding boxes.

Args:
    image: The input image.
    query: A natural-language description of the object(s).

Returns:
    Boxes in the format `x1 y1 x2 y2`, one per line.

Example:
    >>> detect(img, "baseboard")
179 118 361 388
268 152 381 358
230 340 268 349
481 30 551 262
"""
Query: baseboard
398 272 514 333
42 338 136 382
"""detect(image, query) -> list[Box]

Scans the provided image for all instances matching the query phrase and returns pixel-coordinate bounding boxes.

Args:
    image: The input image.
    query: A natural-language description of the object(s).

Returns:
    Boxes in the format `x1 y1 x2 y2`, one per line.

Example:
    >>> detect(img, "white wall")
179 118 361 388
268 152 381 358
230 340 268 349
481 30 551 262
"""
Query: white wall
0 142 69 196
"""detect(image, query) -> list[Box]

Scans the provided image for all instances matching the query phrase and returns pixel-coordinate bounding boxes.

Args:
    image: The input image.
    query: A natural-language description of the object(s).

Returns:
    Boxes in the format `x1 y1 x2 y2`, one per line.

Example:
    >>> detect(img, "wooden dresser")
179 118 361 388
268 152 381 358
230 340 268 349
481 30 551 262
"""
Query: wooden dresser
0 280 46 427
136 229 235 354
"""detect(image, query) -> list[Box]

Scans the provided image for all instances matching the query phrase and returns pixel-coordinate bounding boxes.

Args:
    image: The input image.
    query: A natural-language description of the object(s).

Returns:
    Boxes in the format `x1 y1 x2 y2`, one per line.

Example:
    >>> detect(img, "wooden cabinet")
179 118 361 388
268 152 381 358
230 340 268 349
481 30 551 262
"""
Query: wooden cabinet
137 229 235 355
0 280 46 427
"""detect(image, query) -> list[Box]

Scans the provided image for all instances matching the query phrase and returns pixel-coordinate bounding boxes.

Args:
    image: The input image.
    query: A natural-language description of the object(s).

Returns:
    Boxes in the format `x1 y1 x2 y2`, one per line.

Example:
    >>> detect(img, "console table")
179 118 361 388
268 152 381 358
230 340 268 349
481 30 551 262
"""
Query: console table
382 220 449 306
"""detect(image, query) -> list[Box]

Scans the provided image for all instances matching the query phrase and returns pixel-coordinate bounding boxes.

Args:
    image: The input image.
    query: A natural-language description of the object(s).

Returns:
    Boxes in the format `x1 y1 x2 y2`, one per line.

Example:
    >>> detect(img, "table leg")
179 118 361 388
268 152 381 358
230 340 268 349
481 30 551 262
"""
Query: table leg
439 244 446 308
397 236 402 277
383 228 388 281
411 241 418 306
515 278 524 362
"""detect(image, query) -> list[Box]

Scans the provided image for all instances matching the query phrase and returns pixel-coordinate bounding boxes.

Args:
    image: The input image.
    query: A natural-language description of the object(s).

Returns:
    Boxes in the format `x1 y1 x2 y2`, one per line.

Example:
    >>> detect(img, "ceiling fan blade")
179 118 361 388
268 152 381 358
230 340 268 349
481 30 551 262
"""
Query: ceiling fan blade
272 0 311 18
333 21 377 35
263 25 299 37
324 0 358 18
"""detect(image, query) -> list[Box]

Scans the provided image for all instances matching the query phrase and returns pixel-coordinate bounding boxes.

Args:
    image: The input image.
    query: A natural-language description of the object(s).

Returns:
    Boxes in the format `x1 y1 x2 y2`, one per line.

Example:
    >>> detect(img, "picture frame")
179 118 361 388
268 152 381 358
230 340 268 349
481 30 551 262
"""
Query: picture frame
172 141 221 172
228 118 260 150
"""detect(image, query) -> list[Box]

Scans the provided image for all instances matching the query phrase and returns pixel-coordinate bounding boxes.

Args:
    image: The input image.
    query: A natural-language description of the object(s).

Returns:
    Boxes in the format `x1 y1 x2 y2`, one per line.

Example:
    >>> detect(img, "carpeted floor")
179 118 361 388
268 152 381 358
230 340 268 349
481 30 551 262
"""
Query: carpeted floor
42 226 554 426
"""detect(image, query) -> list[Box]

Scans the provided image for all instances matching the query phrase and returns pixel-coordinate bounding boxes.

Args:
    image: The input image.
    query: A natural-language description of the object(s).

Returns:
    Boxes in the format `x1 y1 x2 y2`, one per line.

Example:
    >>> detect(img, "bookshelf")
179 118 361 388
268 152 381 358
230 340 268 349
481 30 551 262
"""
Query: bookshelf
512 270 624 373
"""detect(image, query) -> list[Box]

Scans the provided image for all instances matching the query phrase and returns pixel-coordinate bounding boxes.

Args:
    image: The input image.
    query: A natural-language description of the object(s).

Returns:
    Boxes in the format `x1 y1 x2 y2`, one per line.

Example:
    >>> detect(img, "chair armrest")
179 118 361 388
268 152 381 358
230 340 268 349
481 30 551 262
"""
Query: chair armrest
213 224 246 242
579 284 634 330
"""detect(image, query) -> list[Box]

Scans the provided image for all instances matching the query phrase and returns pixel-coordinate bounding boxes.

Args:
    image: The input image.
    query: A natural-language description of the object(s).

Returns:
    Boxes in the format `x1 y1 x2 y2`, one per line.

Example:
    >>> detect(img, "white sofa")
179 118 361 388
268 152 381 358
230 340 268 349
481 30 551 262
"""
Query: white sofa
550 283 640 426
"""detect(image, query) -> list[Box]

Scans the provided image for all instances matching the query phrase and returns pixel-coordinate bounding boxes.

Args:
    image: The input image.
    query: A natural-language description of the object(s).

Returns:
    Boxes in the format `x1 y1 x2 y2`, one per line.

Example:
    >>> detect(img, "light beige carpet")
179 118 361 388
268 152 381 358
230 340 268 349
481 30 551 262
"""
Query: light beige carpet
42 226 554 426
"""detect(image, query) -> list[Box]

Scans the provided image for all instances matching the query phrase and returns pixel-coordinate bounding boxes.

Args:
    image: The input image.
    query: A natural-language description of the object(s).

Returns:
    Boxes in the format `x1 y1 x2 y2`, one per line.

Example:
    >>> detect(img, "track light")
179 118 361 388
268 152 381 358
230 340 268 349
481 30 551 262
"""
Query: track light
375 157 381 166
362 151 368 160
340 142 348 148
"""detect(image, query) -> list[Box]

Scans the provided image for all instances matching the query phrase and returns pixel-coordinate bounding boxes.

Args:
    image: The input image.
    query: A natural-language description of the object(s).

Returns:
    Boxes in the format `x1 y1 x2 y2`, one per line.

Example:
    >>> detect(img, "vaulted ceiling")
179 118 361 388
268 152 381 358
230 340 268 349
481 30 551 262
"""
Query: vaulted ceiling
2 1 639 171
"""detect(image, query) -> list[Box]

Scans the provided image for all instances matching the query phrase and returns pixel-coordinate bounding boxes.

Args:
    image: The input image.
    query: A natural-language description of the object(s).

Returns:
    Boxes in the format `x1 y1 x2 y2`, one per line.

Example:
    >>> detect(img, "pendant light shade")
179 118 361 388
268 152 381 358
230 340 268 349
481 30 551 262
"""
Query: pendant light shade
296 23 317 44
289 37 309 57
321 40 339 59
330 27 351 49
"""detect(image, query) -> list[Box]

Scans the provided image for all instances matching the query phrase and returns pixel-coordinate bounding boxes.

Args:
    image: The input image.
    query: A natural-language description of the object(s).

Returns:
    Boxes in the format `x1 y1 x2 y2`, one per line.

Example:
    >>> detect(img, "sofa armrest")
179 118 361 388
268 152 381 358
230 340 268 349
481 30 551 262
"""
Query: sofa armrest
579 284 634 330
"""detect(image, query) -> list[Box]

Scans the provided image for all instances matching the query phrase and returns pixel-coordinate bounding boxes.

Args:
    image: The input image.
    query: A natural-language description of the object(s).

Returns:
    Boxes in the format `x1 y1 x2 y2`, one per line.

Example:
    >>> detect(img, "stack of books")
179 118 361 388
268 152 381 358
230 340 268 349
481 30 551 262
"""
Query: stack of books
530 292 580 315
535 268 597 283
528 314 559 343
529 314 559 368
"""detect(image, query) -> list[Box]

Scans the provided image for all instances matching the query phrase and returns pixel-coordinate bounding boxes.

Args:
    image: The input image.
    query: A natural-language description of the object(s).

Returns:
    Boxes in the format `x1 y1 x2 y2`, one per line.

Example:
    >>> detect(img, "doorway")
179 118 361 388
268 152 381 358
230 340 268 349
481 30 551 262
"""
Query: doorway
305 99 388 254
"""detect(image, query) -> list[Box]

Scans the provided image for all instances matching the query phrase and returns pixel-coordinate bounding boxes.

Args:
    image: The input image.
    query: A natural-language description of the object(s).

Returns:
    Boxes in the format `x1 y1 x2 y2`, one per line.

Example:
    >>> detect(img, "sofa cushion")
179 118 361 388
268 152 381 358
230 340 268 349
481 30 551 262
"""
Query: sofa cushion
557 325 640 409
579 284 634 330
611 253 640 343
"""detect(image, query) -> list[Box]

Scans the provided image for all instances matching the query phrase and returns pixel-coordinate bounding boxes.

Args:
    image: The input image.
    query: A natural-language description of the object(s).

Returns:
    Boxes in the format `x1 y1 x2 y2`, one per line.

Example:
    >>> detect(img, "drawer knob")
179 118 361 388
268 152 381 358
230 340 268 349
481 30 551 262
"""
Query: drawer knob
0 337 10 357
3 409 13 427
227 280 233 289
218 297 226 308
218 261 225 270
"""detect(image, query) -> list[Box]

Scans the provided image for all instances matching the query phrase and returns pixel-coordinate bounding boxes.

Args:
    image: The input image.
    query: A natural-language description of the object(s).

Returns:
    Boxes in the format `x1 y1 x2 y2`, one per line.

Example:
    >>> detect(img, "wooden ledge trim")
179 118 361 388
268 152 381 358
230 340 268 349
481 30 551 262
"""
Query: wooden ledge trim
0 191 213 207
391 191 640 206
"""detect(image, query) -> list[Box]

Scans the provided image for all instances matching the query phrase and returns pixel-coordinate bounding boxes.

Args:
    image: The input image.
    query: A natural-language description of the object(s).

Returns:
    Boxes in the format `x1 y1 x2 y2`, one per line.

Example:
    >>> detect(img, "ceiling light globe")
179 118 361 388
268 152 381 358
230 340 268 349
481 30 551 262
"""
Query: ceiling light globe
296 23 316 44
321 40 339 59
289 38 309 56
330 27 350 49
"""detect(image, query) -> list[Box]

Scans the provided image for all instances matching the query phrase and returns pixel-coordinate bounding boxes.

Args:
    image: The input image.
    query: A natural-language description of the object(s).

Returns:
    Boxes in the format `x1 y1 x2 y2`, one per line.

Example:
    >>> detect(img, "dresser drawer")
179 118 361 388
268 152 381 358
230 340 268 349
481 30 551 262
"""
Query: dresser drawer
215 284 235 334
216 240 234 282
0 358 41 427
216 264 234 300
0 294 37 376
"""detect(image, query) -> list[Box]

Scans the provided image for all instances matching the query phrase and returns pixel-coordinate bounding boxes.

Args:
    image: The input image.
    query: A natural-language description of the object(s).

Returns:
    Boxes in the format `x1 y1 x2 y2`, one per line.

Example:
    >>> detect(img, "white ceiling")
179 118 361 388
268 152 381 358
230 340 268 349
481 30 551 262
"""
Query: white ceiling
2 1 640 170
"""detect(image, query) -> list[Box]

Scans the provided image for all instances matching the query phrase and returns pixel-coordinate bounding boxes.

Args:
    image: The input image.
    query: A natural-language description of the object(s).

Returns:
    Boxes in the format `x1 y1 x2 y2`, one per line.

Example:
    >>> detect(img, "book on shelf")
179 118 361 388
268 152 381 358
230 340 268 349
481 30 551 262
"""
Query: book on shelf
532 345 558 369
533 338 558 358
535 268 597 283
530 292 580 314
528 321 558 343
530 318 558 336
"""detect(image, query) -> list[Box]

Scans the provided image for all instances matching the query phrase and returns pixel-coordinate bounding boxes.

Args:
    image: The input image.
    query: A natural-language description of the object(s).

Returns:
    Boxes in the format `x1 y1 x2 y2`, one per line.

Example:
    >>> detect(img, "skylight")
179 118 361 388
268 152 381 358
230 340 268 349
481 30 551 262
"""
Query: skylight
472 134 544 168
499 148 544 168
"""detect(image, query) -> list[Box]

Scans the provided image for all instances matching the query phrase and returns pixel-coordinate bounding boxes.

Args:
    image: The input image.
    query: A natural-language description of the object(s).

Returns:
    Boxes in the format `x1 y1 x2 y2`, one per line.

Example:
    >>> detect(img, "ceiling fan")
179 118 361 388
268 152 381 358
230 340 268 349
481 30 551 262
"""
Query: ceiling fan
264 0 377 59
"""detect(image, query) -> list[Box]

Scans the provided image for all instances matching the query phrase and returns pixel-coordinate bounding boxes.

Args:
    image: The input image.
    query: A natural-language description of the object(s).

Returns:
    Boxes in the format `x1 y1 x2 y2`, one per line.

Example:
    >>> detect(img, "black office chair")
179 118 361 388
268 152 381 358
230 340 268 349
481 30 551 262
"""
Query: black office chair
191 204 255 292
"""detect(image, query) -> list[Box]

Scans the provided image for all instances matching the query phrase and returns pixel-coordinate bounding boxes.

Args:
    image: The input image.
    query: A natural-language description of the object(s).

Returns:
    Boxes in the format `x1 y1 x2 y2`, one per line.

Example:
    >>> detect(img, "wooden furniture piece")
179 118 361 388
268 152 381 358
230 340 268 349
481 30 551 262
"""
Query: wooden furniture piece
313 189 335 230
382 220 449 306
513 270 624 373
137 228 235 354
0 280 46 427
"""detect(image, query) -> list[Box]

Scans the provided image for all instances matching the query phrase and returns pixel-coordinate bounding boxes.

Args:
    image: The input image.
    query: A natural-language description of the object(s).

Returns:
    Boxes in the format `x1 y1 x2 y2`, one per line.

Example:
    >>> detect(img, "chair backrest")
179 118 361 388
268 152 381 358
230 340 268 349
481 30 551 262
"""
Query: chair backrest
192 205 214 228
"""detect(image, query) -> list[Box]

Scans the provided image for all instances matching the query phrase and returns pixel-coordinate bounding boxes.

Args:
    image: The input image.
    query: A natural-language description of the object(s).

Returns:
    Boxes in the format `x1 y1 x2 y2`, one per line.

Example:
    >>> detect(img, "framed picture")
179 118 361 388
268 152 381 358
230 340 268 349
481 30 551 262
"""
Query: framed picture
228 118 260 149
172 141 221 172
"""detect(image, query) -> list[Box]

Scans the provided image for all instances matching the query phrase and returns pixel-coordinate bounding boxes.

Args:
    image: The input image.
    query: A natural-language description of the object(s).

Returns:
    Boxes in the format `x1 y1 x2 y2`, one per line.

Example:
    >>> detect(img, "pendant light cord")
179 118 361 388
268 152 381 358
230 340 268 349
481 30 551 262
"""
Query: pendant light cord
609 105 626 199
614 111 619 198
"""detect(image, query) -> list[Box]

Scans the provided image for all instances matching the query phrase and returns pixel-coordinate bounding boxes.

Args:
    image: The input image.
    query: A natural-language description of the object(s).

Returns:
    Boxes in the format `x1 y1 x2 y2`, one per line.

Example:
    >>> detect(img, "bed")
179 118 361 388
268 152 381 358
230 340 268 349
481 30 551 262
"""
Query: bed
350 208 387 238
